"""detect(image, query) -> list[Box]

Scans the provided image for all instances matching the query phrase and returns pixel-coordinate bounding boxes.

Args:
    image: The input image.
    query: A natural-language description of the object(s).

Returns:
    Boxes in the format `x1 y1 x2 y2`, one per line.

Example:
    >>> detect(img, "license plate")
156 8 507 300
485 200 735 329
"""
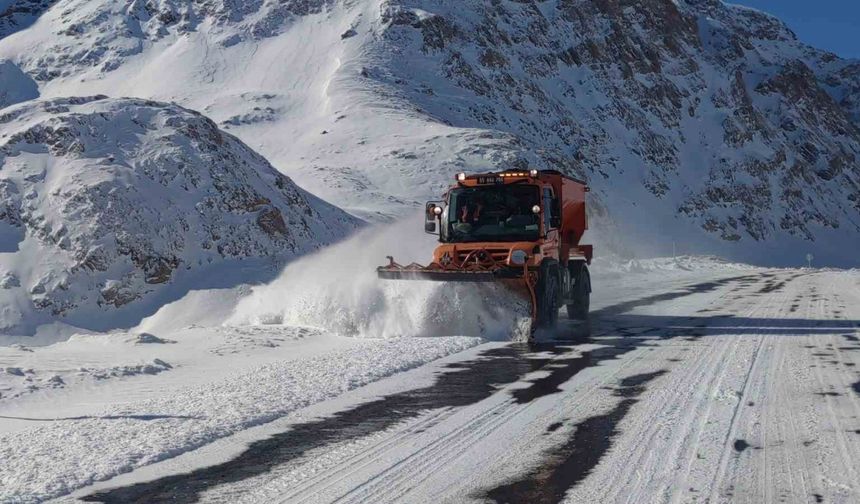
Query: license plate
477 176 503 184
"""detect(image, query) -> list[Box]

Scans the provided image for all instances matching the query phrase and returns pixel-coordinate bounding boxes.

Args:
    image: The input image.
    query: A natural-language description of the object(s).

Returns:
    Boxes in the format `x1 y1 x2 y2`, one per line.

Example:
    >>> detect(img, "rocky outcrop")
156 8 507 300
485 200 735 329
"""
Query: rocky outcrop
0 96 360 330
17 0 337 80
370 0 860 255
0 0 58 41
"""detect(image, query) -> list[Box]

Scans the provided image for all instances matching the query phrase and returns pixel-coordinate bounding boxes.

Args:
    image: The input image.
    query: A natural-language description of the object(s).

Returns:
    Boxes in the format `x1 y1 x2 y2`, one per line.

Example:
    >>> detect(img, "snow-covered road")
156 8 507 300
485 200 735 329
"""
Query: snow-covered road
60 267 860 504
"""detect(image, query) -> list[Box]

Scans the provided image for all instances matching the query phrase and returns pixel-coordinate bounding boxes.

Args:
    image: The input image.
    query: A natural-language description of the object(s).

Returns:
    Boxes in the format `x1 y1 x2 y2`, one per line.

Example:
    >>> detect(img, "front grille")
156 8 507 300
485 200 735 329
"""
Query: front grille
455 248 510 264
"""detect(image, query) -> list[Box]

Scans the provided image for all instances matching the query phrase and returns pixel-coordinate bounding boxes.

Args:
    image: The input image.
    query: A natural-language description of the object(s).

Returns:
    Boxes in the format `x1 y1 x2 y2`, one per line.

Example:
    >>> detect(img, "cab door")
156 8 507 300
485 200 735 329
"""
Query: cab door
542 188 560 252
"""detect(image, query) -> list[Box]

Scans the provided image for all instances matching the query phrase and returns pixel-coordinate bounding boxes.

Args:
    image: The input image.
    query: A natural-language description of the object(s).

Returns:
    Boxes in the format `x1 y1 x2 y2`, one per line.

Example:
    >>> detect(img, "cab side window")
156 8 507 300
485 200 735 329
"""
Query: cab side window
543 188 554 231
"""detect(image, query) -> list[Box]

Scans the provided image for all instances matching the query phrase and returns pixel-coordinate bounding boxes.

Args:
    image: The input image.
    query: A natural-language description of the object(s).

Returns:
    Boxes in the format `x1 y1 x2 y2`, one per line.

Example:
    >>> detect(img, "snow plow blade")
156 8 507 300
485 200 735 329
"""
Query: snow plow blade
377 256 539 337
377 269 498 282
376 256 525 283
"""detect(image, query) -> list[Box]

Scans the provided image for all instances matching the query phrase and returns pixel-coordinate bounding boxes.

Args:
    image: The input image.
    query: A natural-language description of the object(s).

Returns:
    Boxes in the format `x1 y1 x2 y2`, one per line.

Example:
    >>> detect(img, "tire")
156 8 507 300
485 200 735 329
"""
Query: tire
536 261 560 329
566 262 590 321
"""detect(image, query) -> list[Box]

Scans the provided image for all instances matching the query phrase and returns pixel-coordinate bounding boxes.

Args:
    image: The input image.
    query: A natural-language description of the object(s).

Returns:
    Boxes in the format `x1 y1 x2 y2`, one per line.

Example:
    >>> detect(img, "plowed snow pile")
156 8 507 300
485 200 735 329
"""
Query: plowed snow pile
229 215 532 341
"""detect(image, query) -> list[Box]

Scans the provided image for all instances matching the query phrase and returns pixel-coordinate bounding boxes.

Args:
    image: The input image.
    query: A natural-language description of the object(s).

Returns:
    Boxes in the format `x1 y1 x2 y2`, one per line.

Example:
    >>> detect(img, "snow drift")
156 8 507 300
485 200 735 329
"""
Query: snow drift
0 96 360 336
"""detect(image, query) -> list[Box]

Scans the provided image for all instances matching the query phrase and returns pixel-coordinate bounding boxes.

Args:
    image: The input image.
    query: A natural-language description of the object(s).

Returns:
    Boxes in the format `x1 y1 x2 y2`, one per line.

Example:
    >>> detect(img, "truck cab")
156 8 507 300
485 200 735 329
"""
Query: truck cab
378 168 592 335
426 169 591 272
424 169 593 328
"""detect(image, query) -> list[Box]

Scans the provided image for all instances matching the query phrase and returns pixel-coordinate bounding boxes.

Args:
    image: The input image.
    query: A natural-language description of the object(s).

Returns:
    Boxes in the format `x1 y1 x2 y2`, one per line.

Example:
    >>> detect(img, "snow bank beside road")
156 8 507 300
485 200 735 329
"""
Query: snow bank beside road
593 254 764 276
0 335 480 503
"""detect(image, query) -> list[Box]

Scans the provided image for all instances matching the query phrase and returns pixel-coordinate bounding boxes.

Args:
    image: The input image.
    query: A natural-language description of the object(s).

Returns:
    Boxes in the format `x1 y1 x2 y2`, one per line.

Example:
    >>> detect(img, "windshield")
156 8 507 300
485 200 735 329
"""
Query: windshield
444 184 541 242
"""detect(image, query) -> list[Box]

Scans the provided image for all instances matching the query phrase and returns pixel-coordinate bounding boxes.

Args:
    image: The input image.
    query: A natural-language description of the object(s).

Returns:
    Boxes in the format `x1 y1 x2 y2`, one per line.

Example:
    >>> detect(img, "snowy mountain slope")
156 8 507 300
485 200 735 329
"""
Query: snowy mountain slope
367 0 860 263
0 0 857 264
0 0 494 222
0 95 360 336
0 0 56 40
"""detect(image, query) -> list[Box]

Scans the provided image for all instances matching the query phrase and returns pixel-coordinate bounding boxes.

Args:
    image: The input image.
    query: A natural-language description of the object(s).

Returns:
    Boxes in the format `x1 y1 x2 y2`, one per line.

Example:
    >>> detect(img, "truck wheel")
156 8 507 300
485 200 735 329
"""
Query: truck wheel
567 262 590 321
536 261 559 329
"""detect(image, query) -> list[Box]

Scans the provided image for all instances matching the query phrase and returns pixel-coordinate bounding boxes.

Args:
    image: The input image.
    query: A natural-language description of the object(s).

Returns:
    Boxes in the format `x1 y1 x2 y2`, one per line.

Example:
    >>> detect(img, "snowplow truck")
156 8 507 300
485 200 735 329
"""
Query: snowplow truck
377 168 593 335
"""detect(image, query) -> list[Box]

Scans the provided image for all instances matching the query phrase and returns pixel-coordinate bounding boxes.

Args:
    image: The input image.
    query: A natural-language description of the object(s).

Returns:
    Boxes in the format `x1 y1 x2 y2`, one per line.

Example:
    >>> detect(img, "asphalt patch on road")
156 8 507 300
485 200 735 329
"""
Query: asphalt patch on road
758 281 786 294
757 272 806 294
546 421 563 433
814 392 842 397
480 370 667 504
509 345 636 404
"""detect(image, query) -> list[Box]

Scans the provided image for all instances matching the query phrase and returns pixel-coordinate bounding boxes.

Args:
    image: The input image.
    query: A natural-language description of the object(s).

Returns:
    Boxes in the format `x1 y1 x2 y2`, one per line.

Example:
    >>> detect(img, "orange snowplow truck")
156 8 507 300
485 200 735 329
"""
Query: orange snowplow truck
378 168 592 335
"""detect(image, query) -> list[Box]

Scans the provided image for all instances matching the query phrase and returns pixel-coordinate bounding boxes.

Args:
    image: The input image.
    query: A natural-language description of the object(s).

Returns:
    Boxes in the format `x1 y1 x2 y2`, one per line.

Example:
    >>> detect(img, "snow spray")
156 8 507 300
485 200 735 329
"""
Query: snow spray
227 213 531 340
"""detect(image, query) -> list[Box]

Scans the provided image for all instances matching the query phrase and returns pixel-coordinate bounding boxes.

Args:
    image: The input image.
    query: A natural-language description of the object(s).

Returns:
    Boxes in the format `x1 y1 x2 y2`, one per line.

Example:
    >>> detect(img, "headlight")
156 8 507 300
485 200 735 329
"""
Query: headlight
510 249 528 265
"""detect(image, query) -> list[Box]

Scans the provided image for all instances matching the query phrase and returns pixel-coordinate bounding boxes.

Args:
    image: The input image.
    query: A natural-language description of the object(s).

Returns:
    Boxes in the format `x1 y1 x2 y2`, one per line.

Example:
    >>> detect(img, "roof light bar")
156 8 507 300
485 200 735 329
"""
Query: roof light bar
455 170 541 180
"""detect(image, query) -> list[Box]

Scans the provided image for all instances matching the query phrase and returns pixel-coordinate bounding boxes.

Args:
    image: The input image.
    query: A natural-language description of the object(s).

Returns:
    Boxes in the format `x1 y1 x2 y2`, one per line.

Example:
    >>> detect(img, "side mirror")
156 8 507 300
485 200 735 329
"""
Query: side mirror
425 201 444 235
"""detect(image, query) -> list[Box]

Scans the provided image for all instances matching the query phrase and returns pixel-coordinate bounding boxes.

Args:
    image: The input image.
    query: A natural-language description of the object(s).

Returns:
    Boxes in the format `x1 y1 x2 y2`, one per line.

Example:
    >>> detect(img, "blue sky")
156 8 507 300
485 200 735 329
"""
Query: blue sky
733 1 860 59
